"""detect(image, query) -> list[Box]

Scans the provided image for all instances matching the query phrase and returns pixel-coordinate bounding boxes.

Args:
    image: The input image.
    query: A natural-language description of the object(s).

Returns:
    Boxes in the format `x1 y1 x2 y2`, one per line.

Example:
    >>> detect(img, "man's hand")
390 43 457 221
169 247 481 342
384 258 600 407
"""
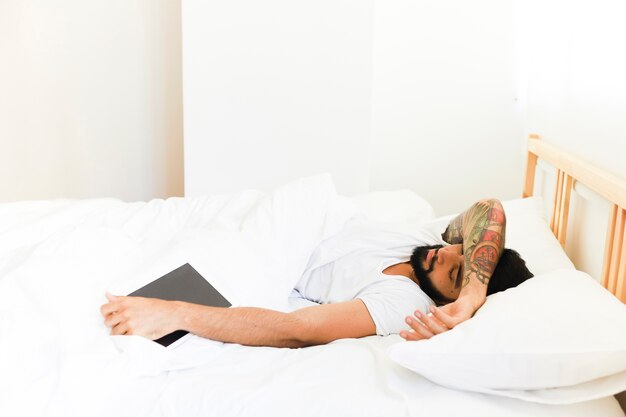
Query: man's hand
399 295 477 341
100 293 182 340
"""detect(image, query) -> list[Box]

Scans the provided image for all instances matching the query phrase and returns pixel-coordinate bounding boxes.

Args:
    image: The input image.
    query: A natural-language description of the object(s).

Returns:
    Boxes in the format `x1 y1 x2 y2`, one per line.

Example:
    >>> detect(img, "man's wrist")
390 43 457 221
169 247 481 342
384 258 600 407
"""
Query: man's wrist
169 300 189 332
458 286 486 311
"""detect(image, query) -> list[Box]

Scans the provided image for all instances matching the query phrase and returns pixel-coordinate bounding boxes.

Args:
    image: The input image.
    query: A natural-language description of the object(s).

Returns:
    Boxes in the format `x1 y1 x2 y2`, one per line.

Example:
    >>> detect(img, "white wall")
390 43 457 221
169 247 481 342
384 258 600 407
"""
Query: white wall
517 0 626 280
1 1 531 213
183 0 374 197
0 1 184 202
183 0 524 214
370 0 525 215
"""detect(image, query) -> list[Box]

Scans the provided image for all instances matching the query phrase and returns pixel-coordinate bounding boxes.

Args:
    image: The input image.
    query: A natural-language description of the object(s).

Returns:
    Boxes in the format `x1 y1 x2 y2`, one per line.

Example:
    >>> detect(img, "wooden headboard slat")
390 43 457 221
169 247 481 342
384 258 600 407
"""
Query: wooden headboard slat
607 207 626 302
607 208 624 293
557 173 573 246
523 152 538 198
601 204 618 289
549 170 562 231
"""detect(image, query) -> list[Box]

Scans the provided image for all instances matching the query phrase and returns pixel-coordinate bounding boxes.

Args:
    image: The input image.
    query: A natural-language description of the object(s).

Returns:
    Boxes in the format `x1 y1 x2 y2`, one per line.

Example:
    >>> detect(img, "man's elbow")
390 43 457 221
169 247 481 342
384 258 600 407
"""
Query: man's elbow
478 198 502 207
477 198 506 223
282 314 336 348
277 314 324 348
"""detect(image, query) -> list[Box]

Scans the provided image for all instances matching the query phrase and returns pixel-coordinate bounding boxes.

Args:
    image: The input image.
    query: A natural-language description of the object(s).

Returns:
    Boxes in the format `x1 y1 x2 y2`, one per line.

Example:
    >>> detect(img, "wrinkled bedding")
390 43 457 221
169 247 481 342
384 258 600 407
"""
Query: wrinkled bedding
0 175 622 417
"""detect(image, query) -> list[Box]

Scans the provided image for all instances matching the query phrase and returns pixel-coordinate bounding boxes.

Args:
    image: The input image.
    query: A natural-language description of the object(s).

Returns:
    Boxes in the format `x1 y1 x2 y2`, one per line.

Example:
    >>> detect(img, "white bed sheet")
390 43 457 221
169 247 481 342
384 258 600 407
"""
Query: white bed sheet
91 335 621 417
0 179 623 417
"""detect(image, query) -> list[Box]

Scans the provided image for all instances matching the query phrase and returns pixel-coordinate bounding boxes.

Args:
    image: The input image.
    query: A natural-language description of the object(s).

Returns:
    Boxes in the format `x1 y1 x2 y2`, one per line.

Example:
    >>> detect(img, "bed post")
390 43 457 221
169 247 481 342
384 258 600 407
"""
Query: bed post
602 204 626 303
550 169 573 246
523 134 540 198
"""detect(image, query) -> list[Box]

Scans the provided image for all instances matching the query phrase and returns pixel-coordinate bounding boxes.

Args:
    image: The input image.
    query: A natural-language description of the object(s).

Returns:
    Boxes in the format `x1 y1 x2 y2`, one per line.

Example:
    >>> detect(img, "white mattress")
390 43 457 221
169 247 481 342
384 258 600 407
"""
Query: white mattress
0 178 623 417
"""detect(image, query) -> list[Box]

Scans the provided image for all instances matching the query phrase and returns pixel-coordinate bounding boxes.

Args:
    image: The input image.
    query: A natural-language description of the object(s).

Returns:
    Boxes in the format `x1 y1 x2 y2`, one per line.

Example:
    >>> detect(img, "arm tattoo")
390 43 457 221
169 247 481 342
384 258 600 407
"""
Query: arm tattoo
463 201 505 287
445 200 506 289
442 214 464 244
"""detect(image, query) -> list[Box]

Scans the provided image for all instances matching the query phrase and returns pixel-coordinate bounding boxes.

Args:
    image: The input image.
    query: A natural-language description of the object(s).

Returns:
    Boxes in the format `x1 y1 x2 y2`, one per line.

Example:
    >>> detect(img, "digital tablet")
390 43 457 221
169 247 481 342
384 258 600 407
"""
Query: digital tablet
128 263 231 347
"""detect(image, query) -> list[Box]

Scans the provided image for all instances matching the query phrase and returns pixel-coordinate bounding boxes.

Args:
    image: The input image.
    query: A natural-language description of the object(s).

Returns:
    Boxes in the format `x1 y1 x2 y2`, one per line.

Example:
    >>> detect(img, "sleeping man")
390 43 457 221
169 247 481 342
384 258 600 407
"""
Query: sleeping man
101 198 533 347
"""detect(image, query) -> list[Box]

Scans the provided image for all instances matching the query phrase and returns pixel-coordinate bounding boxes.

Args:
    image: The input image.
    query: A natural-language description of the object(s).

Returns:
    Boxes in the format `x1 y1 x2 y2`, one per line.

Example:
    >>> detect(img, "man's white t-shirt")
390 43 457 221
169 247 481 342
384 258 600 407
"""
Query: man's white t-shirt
294 220 445 336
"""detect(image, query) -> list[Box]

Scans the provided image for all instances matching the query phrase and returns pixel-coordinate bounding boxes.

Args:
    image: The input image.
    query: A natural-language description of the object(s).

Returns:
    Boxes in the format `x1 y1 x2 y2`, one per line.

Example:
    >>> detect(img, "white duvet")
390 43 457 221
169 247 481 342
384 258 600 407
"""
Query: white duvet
0 175 622 417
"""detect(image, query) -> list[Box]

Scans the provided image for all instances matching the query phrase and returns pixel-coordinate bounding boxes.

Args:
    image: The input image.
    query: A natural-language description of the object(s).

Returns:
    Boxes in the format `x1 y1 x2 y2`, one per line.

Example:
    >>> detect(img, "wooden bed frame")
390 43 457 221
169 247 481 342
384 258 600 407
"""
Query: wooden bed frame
523 134 626 303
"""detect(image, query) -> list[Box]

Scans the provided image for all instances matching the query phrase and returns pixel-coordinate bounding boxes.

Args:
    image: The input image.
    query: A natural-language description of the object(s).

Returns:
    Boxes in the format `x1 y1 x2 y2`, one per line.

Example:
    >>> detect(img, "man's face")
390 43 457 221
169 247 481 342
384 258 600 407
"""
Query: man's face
423 244 464 302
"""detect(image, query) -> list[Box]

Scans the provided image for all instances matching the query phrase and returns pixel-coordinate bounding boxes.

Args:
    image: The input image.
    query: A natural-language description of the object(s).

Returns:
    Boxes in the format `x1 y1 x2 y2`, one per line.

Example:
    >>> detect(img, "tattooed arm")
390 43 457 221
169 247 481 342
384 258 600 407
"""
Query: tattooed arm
443 198 506 291
401 199 506 340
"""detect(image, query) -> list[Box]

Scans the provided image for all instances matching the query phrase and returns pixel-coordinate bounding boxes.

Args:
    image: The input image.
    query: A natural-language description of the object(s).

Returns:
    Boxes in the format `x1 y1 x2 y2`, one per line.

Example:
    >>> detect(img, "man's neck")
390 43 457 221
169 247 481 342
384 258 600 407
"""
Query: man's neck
382 262 416 283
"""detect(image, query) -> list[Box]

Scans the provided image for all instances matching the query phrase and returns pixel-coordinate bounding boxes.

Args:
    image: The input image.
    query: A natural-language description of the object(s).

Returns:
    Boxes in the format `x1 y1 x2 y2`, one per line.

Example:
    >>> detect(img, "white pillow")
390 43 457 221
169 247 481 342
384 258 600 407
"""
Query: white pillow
501 197 574 274
388 269 626 404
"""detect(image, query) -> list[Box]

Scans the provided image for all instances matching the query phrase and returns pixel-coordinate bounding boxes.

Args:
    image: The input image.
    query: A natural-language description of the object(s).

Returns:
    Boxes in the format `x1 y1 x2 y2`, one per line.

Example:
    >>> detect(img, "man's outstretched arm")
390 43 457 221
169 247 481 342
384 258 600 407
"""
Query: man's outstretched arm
402 198 506 340
101 294 376 348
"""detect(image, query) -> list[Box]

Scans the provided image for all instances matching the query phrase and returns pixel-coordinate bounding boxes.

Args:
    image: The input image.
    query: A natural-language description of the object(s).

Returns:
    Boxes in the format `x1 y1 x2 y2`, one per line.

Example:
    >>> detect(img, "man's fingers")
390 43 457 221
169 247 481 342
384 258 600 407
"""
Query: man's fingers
100 302 117 317
104 312 122 328
401 308 455 342
405 315 435 339
111 322 129 336
429 306 457 328
415 310 448 334
400 330 425 341
100 293 132 317
101 293 122 317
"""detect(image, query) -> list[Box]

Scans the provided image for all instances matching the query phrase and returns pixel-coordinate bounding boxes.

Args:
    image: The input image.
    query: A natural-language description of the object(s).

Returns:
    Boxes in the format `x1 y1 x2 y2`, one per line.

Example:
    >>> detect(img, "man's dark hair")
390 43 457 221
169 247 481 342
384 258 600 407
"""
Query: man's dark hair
409 245 534 305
